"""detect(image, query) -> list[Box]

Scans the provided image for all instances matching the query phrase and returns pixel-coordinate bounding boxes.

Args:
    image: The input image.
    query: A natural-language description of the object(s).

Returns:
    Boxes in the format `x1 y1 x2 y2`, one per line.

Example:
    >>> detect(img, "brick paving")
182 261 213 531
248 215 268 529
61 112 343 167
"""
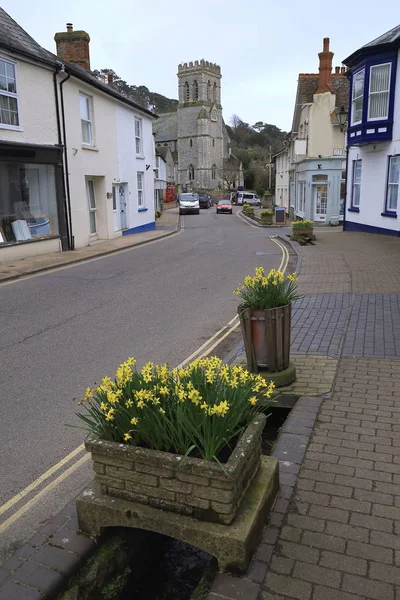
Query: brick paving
207 230 400 599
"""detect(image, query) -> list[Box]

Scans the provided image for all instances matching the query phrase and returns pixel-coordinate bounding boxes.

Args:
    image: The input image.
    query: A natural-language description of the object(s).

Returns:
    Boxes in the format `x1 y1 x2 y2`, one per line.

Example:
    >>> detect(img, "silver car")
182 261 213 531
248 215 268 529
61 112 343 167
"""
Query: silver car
179 193 200 215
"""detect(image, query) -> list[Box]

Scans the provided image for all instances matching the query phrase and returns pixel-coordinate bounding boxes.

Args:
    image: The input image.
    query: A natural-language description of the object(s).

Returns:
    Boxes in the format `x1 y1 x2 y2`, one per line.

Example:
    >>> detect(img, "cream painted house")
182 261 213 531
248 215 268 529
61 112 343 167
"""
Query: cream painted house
0 10 157 263
275 38 349 223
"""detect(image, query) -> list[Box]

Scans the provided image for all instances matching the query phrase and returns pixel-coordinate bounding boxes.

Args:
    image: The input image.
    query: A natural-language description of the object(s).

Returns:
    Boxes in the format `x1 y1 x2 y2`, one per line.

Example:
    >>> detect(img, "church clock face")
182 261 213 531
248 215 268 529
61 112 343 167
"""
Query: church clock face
210 107 218 122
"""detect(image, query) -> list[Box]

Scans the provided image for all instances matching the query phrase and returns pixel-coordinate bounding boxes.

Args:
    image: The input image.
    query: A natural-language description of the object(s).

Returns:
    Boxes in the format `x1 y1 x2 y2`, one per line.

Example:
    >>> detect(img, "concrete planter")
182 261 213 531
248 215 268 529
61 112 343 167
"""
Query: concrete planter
85 416 265 525
291 226 315 242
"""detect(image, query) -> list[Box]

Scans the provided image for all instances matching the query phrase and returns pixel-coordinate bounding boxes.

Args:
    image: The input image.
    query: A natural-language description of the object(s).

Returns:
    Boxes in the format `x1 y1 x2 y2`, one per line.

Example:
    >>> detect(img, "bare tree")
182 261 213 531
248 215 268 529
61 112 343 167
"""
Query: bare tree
230 114 243 131
220 157 242 190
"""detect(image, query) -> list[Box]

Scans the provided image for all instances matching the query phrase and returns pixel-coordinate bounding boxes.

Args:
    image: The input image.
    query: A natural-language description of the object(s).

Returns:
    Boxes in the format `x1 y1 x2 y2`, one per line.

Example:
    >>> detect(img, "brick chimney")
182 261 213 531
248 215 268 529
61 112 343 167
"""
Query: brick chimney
54 23 91 71
315 37 333 93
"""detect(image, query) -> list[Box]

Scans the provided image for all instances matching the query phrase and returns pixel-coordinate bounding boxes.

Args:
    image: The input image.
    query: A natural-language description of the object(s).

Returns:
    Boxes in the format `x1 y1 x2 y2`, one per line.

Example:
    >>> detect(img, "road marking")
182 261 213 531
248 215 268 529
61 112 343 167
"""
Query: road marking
0 224 291 532
0 216 182 288
0 444 85 518
0 454 90 534
235 210 259 229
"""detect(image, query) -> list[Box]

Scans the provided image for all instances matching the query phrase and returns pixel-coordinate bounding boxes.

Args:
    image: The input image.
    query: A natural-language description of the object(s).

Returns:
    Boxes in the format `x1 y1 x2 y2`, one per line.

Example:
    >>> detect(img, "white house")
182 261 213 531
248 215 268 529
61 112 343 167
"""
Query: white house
0 10 157 263
343 25 400 236
154 148 168 211
274 38 349 223
54 24 157 246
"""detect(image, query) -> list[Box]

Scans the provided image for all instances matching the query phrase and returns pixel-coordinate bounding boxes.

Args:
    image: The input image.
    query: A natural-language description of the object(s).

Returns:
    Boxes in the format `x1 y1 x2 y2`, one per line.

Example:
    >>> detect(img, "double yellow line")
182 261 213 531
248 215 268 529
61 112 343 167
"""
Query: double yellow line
0 233 290 535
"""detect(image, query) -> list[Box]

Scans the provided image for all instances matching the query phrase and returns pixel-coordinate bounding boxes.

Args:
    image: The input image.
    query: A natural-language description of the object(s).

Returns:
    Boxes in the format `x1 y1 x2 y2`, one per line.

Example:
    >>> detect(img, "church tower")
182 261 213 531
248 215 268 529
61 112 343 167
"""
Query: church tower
177 60 224 191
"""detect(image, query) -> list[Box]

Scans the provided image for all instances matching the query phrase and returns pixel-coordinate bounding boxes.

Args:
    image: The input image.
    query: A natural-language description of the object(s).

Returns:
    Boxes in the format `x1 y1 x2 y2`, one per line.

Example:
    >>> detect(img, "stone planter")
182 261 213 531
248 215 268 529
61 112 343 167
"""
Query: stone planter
85 416 265 526
238 304 291 373
261 217 273 226
291 226 315 242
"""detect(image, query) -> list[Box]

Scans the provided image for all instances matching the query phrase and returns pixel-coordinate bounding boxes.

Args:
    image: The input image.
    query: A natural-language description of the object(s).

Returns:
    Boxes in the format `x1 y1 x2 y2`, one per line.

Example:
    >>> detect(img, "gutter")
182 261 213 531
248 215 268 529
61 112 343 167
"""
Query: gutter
58 67 74 250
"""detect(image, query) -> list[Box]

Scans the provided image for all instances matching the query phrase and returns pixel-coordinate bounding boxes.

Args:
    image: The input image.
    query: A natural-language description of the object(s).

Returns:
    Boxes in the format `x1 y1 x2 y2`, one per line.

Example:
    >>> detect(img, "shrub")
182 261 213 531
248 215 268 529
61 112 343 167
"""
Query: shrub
234 266 303 310
260 210 273 217
73 356 275 463
292 219 313 228
155 209 162 219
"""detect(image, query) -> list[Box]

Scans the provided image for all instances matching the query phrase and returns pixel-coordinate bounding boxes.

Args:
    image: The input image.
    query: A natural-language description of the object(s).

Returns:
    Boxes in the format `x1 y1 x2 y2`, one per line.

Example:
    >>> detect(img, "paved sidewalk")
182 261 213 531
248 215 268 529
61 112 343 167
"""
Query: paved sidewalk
207 229 400 600
0 209 179 283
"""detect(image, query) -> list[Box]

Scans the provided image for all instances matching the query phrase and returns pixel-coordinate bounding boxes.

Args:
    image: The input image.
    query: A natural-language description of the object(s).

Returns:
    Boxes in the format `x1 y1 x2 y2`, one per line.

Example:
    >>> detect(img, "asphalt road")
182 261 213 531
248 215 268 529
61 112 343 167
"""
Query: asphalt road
0 207 286 560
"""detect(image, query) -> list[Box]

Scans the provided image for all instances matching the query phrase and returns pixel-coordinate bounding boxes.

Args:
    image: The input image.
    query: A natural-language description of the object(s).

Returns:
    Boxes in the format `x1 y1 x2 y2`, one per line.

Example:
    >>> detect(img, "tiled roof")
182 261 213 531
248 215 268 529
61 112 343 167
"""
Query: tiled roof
363 24 400 48
153 112 178 142
0 7 58 65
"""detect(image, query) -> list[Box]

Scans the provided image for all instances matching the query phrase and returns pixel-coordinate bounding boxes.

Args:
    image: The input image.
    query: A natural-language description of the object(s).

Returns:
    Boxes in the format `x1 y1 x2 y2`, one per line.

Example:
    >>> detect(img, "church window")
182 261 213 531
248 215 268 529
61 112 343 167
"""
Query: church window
213 82 217 102
193 80 199 100
190 139 193 147
212 139 215 147
184 81 189 102
212 164 217 180
207 80 211 101
188 164 195 180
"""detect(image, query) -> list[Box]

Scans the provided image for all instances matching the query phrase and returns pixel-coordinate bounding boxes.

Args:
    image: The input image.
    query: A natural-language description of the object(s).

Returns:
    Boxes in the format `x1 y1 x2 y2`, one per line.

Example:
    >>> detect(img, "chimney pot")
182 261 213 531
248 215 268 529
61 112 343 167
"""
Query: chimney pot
315 37 334 94
66 23 73 32
335 66 340 74
341 66 346 74
323 37 330 51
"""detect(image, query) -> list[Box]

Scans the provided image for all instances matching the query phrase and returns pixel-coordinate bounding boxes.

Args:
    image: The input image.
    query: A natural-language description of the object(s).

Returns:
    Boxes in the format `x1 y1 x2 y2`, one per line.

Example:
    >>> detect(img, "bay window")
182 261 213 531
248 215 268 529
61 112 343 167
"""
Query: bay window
368 63 391 120
351 69 365 126
386 156 400 213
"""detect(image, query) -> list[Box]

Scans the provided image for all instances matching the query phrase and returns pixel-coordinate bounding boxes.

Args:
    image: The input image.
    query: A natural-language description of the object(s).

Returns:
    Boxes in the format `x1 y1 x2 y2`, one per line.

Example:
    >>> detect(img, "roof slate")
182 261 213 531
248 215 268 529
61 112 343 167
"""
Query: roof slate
363 24 400 48
153 112 178 142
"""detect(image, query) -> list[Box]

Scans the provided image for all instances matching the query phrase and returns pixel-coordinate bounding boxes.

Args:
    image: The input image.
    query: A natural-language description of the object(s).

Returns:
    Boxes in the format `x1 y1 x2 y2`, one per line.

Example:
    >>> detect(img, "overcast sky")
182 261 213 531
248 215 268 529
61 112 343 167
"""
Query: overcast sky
2 0 398 131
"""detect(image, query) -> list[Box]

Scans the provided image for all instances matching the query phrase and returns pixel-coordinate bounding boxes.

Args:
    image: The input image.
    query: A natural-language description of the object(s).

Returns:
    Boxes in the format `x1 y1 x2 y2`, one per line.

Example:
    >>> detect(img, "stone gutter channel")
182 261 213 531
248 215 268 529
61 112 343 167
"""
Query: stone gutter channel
0 237 310 600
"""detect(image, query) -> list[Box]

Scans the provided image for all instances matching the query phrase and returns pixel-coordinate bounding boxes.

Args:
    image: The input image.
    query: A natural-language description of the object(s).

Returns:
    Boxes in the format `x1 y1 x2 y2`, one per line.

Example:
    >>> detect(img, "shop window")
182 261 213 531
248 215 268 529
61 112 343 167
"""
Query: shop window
0 58 19 128
0 163 59 244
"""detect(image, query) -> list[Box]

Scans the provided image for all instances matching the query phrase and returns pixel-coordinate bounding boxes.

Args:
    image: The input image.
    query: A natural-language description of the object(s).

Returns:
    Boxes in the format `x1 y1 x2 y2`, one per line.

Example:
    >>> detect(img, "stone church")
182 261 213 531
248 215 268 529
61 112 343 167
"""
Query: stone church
153 60 242 192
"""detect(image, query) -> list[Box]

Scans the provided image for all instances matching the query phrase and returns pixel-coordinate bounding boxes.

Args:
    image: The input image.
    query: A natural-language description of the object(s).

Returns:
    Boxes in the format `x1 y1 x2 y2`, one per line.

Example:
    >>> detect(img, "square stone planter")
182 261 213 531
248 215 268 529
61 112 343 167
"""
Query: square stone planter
291 226 316 242
85 416 265 525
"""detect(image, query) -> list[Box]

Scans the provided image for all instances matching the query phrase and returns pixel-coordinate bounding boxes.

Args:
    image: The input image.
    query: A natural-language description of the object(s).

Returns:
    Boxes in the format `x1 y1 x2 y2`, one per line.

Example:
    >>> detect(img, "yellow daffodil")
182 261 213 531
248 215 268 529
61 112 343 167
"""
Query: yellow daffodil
130 417 139 425
137 400 145 409
100 402 107 411
159 386 169 396
125 399 133 408
159 407 166 415
249 396 257 406
124 432 132 441
83 387 92 402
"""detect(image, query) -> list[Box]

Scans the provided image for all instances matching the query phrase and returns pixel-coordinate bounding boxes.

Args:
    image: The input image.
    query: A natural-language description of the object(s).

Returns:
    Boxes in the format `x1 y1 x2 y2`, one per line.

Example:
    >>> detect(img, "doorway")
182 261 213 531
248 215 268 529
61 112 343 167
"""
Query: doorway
113 183 128 231
312 175 328 222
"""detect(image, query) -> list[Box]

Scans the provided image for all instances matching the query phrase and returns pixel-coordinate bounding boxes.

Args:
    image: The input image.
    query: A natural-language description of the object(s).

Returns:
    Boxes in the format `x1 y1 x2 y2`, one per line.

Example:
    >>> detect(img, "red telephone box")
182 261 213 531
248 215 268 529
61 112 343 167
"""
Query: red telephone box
166 185 176 203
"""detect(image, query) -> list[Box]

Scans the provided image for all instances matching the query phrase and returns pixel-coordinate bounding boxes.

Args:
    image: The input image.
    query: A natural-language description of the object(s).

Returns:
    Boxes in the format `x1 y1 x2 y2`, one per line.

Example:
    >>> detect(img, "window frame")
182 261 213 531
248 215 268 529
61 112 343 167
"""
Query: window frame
211 164 216 180
0 56 21 130
137 171 144 207
188 164 195 181
80 93 94 146
351 68 365 126
86 178 97 234
385 155 400 214
367 62 391 122
135 117 142 155
351 160 362 209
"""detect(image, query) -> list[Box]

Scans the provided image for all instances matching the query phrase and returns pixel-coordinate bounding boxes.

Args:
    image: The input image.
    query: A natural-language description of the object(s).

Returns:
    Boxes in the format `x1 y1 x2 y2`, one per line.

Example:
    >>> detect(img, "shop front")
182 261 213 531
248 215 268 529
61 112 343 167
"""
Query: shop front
0 142 67 262
295 158 344 225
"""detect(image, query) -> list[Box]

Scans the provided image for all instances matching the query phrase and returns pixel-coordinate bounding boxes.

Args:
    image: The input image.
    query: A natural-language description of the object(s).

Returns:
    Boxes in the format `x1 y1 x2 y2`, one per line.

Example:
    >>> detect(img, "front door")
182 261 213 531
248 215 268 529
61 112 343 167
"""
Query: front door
313 184 327 222
119 184 127 230
112 184 127 231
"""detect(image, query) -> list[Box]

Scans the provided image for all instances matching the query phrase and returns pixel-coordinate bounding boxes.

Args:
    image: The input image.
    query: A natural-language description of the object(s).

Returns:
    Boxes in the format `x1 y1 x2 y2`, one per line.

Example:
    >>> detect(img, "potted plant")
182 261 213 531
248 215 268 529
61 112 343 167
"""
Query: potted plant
260 210 273 225
291 219 315 243
73 356 275 525
234 267 302 374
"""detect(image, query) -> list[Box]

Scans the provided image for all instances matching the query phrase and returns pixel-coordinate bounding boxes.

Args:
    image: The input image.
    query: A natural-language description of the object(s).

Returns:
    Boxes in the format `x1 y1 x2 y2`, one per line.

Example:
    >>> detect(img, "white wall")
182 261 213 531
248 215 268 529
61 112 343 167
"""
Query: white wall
308 92 346 158
0 52 58 145
116 105 155 232
275 151 289 212
346 50 400 233
61 76 119 248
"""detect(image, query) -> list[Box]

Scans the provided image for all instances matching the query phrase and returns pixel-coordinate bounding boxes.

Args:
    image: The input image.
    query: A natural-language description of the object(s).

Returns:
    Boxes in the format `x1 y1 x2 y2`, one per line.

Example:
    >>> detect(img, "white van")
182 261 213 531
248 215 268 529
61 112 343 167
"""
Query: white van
178 193 200 215
236 192 261 206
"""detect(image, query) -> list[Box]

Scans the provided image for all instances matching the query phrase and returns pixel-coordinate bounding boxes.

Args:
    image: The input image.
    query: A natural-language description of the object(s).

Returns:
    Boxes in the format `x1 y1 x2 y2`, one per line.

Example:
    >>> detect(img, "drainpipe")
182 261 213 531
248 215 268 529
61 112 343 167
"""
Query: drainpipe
59 68 74 250
53 68 69 250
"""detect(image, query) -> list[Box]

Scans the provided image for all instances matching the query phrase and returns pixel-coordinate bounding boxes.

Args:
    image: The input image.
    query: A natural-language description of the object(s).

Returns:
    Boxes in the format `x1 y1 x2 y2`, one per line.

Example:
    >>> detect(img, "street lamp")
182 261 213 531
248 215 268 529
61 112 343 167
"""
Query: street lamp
337 105 348 132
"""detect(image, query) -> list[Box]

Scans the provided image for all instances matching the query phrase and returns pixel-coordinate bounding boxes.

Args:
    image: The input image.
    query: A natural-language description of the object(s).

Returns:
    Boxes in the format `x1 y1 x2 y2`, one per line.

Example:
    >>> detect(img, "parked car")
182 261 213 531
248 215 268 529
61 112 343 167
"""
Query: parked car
179 193 200 215
236 192 261 206
216 200 233 214
199 194 212 209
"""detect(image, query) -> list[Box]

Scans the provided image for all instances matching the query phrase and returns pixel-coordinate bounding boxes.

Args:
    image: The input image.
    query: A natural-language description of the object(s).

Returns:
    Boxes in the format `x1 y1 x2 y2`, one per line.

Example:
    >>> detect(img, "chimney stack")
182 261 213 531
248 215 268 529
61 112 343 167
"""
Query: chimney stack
54 23 91 71
315 37 334 93
107 71 114 86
